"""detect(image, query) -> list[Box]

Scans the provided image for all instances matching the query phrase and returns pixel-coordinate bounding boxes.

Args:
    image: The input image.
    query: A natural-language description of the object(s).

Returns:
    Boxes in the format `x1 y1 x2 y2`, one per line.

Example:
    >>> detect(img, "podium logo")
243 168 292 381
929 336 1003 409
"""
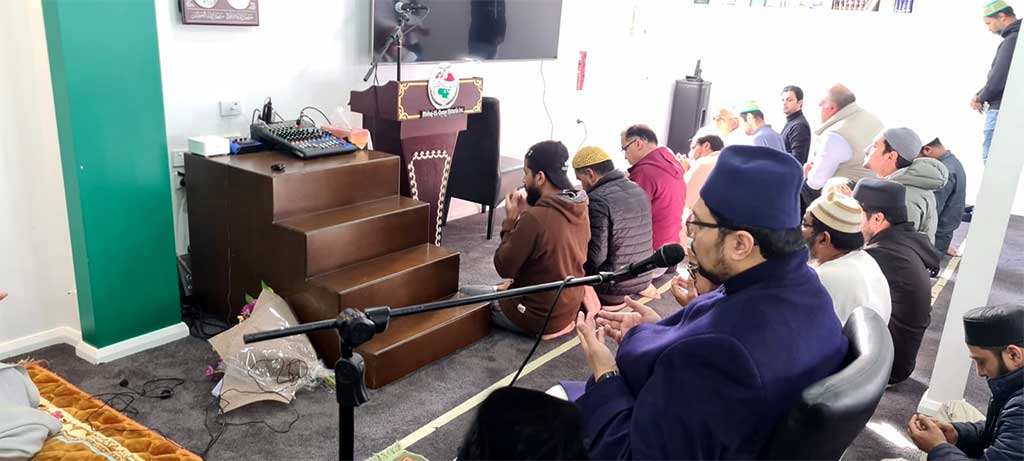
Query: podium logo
428 62 460 110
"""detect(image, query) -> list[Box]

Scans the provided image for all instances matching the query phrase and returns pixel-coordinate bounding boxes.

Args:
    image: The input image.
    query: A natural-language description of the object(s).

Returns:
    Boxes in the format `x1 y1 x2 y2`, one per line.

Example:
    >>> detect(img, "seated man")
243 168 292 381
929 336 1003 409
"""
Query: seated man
909 303 1024 461
563 145 849 460
684 134 724 213
738 100 786 152
920 137 967 256
863 127 949 243
713 108 749 146
622 124 686 279
803 191 892 325
853 178 941 384
572 146 653 308
461 141 590 336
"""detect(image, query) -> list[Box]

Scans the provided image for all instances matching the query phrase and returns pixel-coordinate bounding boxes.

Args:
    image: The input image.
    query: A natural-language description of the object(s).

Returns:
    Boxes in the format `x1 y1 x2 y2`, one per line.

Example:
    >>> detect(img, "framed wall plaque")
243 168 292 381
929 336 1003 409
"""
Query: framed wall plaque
180 0 259 26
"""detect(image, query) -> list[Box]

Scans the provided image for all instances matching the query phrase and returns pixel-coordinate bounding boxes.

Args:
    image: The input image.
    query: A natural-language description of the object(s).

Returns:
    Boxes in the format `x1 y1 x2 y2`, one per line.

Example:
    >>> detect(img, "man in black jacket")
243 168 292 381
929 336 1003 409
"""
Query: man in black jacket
909 304 1024 461
780 85 812 164
853 178 941 384
572 146 653 307
974 1 1020 163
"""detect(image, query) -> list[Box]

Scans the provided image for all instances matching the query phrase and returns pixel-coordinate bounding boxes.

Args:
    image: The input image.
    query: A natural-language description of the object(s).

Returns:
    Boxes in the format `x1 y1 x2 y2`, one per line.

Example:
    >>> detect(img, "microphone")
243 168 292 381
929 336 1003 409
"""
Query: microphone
613 244 686 279
395 1 428 13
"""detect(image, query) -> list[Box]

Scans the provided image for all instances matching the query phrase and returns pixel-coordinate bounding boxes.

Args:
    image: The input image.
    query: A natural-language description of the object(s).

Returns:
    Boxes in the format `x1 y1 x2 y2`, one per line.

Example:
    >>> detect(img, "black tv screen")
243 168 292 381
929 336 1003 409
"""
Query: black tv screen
371 0 563 62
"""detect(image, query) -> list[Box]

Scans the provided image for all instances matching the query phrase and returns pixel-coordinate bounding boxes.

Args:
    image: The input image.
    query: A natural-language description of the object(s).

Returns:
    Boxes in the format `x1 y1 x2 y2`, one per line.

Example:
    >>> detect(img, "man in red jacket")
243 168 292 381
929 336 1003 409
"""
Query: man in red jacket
622 125 686 279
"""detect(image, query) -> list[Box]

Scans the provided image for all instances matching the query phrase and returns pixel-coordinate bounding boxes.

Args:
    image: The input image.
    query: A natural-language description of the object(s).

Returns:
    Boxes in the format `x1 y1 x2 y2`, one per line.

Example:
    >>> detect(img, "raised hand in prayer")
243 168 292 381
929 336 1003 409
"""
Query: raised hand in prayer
576 311 617 380
908 414 952 452
596 298 661 344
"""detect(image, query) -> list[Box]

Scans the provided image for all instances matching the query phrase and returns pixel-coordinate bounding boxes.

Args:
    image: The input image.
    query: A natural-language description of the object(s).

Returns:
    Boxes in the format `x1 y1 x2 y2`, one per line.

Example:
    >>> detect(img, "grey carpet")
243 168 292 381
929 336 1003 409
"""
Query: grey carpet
10 211 1022 461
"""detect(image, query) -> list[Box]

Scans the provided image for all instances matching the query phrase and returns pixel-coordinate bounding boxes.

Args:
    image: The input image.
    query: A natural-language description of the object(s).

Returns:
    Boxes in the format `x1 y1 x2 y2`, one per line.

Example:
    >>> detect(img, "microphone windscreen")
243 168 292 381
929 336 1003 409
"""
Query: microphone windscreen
656 244 686 267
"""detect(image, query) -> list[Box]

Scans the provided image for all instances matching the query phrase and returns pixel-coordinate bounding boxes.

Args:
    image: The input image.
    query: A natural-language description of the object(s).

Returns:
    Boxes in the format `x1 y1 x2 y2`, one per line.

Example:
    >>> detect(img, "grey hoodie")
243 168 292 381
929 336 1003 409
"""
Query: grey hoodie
887 157 949 243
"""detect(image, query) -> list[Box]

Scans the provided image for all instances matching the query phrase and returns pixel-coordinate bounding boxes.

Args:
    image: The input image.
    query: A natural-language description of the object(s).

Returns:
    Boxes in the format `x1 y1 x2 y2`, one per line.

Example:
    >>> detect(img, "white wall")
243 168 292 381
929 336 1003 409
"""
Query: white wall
0 1 81 351
157 0 1024 256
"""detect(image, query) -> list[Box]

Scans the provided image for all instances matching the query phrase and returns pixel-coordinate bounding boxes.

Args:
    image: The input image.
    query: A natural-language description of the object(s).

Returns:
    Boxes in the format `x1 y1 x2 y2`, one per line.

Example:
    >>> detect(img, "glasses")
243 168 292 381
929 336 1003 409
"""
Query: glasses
685 218 729 237
621 139 637 152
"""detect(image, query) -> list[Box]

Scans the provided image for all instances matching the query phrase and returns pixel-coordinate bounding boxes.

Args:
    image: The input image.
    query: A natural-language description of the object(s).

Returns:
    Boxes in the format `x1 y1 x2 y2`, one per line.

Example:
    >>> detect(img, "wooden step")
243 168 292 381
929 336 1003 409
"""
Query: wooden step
202 150 402 221
288 244 463 374
360 294 490 388
276 196 430 277
271 151 400 220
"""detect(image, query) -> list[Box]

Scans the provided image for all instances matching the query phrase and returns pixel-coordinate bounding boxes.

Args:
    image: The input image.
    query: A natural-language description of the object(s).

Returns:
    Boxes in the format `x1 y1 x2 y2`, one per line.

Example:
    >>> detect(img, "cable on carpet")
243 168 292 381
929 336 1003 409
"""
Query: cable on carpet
509 276 571 386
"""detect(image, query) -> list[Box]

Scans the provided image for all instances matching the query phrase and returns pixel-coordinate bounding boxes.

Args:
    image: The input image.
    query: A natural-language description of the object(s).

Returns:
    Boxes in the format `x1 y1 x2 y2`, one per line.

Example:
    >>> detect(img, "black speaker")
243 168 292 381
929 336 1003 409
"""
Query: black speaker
666 79 712 155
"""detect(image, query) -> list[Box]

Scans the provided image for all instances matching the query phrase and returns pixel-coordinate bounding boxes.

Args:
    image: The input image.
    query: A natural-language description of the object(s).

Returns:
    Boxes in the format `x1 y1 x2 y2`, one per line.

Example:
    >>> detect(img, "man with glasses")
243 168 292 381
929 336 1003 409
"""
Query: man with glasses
622 124 685 280
564 145 848 460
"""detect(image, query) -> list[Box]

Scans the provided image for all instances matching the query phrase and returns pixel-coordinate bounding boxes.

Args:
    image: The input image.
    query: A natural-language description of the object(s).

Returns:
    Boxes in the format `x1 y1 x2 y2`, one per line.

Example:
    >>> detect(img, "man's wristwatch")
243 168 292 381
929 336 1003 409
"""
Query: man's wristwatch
596 370 619 384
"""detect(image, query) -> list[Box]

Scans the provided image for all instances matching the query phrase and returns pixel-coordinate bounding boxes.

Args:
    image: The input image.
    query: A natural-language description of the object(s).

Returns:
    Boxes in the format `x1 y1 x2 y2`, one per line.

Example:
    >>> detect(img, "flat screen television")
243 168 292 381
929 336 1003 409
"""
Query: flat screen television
371 0 563 63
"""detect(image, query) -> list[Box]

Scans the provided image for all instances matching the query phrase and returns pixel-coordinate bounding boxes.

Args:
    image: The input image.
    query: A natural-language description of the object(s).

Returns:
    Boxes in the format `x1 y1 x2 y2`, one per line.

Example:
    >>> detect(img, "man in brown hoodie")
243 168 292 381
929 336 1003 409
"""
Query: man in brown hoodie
461 141 590 336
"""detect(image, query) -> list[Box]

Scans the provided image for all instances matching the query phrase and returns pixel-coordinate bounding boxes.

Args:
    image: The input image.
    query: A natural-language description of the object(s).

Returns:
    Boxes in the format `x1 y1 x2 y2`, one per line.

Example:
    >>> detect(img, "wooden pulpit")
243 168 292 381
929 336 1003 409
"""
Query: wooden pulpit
350 78 483 245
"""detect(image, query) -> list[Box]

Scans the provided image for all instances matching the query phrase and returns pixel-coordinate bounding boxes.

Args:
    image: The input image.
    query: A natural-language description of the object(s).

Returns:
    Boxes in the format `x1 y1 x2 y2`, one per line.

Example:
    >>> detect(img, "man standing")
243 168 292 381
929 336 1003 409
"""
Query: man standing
908 304 1024 460
802 85 883 211
572 146 653 308
462 141 590 336
623 125 686 278
920 137 967 256
974 1 1020 163
781 85 812 164
853 178 941 384
565 145 848 459
803 192 892 325
738 101 786 152
863 128 949 243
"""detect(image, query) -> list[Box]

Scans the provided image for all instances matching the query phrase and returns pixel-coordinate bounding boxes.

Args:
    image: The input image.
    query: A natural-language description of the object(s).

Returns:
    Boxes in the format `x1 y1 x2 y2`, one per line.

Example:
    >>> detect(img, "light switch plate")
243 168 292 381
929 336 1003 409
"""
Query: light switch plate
219 100 241 117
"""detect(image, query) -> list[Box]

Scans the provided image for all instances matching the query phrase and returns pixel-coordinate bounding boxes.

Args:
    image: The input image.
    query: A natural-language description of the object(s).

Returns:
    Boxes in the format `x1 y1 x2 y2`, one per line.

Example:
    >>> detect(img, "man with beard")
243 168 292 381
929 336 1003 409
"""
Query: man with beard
559 145 848 460
803 191 891 325
908 304 1024 460
460 141 590 336
853 178 941 384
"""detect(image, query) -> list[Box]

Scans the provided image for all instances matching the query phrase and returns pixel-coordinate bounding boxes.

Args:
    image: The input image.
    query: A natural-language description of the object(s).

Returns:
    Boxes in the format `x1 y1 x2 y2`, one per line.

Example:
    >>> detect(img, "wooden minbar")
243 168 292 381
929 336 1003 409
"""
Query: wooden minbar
350 78 483 245
185 150 490 388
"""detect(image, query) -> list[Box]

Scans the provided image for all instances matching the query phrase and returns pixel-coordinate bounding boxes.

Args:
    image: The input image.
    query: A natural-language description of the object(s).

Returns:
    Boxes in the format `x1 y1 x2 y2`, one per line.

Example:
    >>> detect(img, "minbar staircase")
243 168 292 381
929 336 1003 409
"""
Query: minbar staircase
185 150 490 388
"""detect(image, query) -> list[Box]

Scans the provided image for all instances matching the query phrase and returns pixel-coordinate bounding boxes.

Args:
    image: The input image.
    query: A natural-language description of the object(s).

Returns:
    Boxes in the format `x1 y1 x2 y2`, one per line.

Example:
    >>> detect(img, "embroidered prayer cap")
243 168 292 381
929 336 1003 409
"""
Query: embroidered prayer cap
572 146 613 169
964 304 1024 347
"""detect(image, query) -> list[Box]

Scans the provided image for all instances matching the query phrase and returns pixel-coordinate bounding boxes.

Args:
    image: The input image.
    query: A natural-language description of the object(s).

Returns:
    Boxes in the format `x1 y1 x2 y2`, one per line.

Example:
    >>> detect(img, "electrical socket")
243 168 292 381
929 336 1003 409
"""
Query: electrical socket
219 100 241 117
171 149 186 168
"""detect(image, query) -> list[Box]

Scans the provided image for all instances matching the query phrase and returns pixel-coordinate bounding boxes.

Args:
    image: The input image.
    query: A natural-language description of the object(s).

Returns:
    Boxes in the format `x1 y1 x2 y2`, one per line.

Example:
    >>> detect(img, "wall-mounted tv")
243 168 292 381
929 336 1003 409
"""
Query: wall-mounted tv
371 0 563 63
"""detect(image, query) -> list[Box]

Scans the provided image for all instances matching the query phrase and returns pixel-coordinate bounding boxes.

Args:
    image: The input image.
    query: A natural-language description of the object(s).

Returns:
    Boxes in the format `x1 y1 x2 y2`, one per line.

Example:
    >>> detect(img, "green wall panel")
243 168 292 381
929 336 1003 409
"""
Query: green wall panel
42 0 179 348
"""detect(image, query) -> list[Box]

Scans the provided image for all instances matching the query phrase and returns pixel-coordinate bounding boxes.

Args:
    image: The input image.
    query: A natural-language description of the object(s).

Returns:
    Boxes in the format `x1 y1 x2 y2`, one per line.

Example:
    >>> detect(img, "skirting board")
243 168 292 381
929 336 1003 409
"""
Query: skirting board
0 326 82 360
75 322 189 364
917 389 947 417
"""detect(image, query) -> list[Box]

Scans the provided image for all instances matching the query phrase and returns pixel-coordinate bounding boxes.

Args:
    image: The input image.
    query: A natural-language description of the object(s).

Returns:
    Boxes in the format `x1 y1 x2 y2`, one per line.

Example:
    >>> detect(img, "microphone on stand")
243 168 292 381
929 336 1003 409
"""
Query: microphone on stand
612 243 685 280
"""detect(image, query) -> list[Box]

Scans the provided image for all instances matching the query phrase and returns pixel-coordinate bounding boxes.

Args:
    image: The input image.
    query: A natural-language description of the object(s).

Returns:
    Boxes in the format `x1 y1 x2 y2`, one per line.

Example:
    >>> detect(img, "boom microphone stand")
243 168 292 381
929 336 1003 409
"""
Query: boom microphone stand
244 245 684 460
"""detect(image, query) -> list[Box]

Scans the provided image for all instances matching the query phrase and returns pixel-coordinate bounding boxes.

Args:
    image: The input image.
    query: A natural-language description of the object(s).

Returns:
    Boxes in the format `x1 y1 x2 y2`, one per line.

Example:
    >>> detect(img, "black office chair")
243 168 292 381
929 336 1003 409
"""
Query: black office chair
443 97 523 239
760 307 895 460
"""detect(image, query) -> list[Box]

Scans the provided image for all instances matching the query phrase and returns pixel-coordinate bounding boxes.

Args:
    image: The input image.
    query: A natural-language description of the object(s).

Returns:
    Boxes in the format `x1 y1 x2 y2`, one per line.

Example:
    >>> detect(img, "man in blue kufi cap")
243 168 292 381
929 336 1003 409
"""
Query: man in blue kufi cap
559 145 849 459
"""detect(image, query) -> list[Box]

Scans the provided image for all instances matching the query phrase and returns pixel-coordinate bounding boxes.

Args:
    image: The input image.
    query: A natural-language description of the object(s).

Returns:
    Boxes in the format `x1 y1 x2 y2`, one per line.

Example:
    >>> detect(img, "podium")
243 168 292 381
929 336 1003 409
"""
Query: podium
350 78 483 245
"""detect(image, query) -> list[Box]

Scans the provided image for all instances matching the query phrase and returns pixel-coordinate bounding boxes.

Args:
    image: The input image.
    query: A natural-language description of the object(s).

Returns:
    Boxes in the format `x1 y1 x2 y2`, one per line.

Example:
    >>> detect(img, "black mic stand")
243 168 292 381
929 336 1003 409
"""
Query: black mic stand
363 11 411 83
243 272 620 461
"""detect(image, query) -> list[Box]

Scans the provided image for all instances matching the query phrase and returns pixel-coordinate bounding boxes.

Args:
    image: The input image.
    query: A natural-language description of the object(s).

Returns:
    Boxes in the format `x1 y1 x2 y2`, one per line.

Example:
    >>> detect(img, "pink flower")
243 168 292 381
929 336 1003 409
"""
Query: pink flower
204 365 215 379
50 410 63 420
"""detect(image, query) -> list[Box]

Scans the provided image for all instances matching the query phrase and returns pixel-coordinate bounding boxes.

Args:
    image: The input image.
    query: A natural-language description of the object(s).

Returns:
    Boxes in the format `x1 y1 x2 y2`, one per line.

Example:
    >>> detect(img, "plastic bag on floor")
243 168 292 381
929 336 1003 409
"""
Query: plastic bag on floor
208 288 329 413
